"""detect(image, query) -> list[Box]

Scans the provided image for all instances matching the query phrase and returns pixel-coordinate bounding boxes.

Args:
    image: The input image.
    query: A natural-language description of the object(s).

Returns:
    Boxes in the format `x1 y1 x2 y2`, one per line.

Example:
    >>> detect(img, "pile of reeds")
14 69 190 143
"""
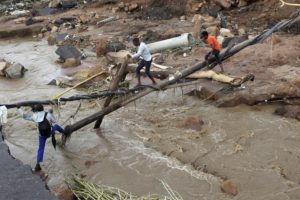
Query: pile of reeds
71 176 183 200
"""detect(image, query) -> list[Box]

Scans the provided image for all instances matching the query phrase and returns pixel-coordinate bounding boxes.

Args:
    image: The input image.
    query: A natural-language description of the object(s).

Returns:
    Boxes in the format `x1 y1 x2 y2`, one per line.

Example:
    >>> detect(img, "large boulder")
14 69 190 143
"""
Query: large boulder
5 63 26 79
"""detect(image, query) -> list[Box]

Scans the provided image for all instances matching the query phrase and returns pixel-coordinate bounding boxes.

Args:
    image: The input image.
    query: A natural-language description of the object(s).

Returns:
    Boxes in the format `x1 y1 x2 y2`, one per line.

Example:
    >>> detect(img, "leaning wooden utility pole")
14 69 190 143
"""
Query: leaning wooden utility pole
94 59 128 129
63 37 258 135
64 15 300 136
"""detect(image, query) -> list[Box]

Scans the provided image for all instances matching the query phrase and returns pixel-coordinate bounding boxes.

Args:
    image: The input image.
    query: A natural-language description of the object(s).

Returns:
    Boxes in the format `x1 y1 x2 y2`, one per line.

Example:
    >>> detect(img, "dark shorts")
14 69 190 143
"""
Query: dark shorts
136 59 153 78
205 49 221 64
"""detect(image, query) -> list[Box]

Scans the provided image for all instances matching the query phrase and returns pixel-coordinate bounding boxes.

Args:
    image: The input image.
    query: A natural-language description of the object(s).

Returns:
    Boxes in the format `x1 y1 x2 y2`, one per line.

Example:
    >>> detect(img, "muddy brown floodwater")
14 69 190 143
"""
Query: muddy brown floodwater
1 40 300 200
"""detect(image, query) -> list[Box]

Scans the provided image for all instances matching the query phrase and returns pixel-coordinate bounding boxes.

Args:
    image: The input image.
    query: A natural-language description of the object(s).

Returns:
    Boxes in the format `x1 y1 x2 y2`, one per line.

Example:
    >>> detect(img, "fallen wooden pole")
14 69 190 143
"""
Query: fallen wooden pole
64 16 300 135
94 60 128 129
1 91 128 109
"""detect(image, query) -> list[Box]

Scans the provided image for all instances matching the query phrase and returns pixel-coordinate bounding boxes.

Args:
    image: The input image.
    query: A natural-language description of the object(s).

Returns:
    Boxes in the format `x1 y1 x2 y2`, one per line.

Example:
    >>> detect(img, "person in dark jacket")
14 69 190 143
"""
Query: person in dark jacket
18 104 64 171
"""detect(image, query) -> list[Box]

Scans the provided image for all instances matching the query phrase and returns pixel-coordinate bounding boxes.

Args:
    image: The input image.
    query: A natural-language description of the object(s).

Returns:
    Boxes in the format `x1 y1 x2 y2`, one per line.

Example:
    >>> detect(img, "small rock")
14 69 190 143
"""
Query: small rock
38 33 44 38
206 26 219 36
118 2 125 9
220 28 234 37
79 15 88 24
238 0 248 7
96 39 108 56
191 14 203 24
16 3 25 9
128 3 139 12
182 116 204 131
112 7 119 13
214 0 232 9
25 17 34 26
62 58 81 68
180 15 186 21
5 63 26 79
106 39 126 53
54 18 64 26
47 36 56 45
238 28 246 35
51 26 59 33
14 17 26 24
202 21 219 29
49 0 62 8
203 15 216 23
41 27 48 33
221 180 238 196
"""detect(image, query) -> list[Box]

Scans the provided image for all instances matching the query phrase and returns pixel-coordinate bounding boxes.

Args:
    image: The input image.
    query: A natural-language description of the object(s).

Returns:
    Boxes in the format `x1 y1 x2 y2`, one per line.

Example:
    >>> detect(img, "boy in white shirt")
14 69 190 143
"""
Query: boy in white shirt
128 38 157 86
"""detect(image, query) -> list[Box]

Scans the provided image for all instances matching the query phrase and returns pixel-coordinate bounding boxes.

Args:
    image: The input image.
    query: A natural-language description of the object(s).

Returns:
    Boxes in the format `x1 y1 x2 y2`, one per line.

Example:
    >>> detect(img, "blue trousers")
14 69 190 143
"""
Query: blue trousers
37 124 64 163
136 59 154 79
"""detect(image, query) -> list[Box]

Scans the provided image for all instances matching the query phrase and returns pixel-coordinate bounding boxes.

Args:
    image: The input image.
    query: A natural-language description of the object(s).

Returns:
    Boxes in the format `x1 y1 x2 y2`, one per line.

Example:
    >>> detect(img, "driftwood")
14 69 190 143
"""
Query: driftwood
94 60 128 128
63 15 300 135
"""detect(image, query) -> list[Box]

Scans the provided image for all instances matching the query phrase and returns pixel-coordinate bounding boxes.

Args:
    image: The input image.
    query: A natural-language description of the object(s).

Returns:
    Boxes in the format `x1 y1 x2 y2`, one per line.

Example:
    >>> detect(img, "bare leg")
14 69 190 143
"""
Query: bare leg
149 76 156 85
219 63 224 73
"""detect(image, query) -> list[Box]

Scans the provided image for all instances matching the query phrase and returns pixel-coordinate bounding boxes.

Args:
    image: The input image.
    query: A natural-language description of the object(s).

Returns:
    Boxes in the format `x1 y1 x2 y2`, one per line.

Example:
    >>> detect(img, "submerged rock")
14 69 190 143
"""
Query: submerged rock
274 106 300 121
221 180 238 196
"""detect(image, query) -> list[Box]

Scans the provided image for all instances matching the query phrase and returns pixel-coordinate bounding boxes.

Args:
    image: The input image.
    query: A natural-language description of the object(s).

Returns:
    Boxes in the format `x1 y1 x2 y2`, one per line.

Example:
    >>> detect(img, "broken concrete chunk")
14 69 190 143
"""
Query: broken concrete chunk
55 44 83 61
5 63 26 79
96 39 108 56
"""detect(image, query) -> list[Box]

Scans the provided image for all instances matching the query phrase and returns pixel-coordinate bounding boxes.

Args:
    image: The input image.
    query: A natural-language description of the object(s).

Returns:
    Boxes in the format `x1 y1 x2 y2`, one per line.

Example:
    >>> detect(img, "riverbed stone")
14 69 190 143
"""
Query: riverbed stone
221 180 238 196
96 39 108 56
182 116 204 131
62 58 81 68
5 63 26 79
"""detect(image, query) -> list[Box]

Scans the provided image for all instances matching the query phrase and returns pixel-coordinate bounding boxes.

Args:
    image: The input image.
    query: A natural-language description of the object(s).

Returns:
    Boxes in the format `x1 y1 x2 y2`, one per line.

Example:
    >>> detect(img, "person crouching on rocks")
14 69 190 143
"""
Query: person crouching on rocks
200 31 224 73
127 38 157 87
17 104 65 172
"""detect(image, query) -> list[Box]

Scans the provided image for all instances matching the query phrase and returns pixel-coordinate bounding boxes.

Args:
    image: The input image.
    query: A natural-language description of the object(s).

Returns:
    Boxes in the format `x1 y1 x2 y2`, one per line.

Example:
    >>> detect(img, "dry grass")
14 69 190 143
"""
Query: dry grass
70 176 184 200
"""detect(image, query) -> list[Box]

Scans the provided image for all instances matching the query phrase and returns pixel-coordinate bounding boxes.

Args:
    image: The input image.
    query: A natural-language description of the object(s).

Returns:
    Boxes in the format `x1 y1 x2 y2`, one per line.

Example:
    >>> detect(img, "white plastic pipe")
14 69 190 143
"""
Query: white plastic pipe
147 33 194 53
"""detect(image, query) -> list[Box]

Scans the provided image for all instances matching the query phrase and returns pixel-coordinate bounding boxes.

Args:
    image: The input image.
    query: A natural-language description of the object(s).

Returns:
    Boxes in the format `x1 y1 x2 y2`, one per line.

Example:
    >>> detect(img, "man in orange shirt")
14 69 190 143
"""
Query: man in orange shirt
200 31 224 73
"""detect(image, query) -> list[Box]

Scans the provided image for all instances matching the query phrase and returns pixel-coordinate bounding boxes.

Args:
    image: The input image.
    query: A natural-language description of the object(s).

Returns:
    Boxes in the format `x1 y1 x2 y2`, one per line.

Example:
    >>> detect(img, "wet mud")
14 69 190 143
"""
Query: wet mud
1 40 300 200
